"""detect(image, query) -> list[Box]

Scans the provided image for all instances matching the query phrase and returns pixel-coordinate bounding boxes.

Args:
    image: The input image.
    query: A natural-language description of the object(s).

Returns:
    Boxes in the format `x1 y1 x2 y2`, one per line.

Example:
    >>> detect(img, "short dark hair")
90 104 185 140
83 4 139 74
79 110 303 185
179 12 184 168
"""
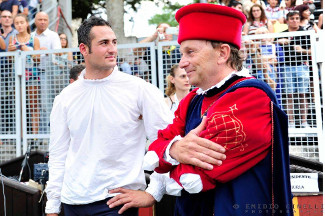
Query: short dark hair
229 1 242 8
77 16 112 53
69 64 85 81
286 10 300 20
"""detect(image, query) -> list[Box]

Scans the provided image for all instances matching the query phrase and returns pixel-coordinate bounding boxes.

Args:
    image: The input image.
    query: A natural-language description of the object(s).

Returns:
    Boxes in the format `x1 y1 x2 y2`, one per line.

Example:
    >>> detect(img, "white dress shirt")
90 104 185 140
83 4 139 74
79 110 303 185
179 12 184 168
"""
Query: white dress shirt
32 28 61 50
32 28 61 70
45 67 173 214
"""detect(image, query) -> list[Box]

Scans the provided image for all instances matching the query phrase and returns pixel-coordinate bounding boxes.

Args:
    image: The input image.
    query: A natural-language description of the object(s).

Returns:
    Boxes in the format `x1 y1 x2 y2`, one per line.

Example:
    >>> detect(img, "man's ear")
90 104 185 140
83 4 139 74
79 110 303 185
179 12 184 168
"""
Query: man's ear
217 44 231 65
79 43 89 56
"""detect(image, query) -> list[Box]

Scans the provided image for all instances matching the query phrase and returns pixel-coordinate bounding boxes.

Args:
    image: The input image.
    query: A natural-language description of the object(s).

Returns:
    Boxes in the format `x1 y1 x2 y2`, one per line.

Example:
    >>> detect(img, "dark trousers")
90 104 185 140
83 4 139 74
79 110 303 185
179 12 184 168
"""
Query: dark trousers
62 197 138 216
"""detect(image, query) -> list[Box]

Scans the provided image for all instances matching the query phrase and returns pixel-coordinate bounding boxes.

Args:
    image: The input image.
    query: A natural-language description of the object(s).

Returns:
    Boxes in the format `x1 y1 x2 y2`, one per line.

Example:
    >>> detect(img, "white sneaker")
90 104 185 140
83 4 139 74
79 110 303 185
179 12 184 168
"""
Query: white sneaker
301 122 311 129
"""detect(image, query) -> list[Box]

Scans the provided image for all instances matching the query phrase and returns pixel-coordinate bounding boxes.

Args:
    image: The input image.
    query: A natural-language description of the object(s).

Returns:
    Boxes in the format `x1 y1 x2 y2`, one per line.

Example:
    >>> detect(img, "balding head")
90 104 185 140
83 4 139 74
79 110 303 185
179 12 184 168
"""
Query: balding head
35 12 49 34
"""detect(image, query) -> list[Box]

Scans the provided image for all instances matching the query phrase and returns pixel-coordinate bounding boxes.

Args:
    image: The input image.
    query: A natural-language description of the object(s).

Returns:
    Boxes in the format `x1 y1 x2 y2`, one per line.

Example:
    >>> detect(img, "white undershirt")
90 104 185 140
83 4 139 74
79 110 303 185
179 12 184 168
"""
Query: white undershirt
45 67 173 213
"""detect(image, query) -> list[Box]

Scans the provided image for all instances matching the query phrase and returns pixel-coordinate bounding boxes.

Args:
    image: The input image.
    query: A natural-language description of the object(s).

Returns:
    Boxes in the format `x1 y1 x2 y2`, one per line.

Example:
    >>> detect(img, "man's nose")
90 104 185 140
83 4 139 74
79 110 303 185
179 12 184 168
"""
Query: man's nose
179 57 189 69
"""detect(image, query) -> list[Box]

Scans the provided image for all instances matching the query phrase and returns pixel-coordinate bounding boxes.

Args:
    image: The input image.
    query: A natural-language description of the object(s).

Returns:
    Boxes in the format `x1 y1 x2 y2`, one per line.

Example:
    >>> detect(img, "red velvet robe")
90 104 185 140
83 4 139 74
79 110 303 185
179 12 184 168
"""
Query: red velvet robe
148 77 272 191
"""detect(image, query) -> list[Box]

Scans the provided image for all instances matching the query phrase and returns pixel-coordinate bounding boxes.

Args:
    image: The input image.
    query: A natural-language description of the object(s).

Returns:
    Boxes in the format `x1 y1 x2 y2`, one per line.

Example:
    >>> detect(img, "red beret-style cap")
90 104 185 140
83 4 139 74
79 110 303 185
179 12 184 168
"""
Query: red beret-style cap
175 3 246 49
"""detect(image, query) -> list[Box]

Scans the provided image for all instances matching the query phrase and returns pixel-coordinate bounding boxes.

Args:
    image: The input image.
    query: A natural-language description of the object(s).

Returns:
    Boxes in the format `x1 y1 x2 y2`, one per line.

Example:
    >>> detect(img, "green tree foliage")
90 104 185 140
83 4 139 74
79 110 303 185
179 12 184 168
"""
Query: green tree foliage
72 0 178 20
148 2 199 26
72 0 105 20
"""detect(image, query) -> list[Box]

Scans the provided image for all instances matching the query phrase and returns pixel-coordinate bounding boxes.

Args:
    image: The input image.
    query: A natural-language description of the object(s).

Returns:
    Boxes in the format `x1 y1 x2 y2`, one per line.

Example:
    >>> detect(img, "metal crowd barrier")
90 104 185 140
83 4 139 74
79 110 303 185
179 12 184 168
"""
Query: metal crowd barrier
0 31 323 164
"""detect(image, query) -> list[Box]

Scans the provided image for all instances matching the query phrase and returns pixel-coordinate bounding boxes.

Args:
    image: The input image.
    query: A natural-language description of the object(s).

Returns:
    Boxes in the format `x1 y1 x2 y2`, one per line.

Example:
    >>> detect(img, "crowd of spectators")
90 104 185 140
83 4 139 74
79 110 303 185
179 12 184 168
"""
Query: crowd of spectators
0 0 324 136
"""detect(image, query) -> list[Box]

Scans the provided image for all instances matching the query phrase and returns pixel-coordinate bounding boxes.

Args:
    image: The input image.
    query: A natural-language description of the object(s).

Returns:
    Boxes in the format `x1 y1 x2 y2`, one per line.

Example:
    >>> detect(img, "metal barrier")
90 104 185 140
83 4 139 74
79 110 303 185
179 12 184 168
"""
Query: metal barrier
0 52 21 161
0 31 323 164
242 31 323 161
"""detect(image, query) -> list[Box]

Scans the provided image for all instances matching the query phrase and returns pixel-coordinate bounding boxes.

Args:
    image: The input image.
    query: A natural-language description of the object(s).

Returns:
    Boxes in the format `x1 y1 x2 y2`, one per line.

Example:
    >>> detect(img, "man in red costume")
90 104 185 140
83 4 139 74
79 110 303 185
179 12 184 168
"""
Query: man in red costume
108 4 293 216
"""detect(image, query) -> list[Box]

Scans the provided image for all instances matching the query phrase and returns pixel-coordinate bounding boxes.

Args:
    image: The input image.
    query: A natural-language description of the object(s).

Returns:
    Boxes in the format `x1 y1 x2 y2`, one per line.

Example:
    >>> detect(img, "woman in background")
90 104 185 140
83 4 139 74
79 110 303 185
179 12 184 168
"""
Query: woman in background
165 64 191 114
243 4 274 35
8 13 40 134
295 4 319 32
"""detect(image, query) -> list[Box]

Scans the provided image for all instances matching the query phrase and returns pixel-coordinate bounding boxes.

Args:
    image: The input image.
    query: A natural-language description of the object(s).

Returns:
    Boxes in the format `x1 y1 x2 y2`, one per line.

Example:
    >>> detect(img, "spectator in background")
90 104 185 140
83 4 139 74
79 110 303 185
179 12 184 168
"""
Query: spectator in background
8 13 40 134
119 58 132 75
164 64 190 113
0 10 17 135
295 4 319 32
0 0 19 18
58 33 73 60
243 4 274 35
52 32 73 97
242 0 266 18
245 27 278 91
0 10 18 51
278 10 312 128
265 0 285 24
229 1 243 12
69 64 85 83
32 11 61 134
134 23 180 82
18 0 29 16
282 0 296 19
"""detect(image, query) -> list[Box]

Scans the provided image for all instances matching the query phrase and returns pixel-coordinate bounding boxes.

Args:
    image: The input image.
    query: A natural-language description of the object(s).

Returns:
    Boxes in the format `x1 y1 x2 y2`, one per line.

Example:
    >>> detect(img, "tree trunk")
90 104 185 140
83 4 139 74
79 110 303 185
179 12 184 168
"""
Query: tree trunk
106 0 136 44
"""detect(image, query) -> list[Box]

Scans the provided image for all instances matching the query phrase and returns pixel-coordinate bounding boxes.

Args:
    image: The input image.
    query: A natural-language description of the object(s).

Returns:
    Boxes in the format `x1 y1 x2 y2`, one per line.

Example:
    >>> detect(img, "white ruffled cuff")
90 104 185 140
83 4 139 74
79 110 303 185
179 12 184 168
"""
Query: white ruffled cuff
163 135 183 165
145 172 168 202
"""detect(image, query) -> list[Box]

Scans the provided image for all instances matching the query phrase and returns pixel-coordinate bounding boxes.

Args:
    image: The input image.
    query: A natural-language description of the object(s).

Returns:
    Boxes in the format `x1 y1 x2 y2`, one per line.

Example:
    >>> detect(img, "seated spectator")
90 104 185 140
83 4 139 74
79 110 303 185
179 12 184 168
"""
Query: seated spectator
0 0 19 18
242 0 266 18
8 13 40 134
164 64 190 114
295 4 319 32
243 4 274 35
69 64 85 83
281 0 296 18
265 0 285 24
229 1 243 12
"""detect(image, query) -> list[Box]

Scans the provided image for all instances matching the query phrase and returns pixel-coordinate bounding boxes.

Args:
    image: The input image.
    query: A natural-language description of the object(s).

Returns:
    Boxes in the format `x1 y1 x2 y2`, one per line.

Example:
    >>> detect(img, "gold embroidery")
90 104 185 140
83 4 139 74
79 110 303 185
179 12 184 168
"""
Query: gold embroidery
207 104 247 151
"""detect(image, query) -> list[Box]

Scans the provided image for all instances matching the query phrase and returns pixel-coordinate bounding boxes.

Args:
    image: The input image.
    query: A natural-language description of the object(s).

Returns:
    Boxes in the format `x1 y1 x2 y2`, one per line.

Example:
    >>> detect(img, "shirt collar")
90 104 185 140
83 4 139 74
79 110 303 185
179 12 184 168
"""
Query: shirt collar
36 28 50 36
196 67 251 95
79 66 118 83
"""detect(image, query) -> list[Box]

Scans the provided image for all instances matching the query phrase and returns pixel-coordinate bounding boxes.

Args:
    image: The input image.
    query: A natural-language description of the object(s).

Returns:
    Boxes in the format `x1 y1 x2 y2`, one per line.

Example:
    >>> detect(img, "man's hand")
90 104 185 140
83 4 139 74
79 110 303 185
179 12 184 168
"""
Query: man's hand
169 117 226 170
107 188 155 214
46 214 58 216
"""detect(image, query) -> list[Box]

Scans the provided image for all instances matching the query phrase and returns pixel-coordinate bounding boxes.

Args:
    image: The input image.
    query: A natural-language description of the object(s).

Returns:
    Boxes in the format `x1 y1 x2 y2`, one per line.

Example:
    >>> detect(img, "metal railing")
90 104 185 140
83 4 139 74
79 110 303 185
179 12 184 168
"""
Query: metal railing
0 31 323 164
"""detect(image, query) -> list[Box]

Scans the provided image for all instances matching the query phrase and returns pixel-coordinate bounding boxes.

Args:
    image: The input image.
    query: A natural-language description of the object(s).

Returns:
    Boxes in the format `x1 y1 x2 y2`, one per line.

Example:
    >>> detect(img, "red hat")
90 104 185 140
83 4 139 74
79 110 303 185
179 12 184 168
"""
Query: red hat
175 3 246 49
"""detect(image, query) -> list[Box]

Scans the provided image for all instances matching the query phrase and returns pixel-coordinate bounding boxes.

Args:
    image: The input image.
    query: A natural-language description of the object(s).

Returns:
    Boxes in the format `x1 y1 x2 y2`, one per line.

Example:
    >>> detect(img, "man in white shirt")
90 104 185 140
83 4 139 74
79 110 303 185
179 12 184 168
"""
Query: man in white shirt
45 16 173 216
32 11 61 134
